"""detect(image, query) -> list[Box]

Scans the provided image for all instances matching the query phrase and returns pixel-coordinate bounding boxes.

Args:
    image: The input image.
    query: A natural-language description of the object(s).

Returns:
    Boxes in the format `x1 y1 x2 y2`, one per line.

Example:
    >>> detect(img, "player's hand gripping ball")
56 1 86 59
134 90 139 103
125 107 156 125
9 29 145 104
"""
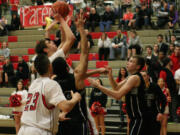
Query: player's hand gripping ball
52 1 70 18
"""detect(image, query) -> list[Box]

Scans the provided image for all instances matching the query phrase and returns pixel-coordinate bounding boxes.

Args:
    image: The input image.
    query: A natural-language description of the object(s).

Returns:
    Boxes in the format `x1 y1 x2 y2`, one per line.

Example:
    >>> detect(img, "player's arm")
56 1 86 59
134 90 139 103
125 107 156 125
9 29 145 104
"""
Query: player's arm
56 15 75 55
88 75 140 100
74 14 89 90
58 91 81 112
107 67 127 91
84 68 108 78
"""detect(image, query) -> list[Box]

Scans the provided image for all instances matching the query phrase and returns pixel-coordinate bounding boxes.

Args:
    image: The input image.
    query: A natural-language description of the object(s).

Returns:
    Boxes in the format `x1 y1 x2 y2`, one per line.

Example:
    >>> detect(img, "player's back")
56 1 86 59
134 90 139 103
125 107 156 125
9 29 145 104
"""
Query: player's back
21 77 61 134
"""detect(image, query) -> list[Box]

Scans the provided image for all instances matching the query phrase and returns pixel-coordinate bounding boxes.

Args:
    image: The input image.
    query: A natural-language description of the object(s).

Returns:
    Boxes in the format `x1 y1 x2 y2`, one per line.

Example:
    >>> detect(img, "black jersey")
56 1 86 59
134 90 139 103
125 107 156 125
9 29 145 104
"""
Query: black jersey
55 73 87 122
125 72 146 119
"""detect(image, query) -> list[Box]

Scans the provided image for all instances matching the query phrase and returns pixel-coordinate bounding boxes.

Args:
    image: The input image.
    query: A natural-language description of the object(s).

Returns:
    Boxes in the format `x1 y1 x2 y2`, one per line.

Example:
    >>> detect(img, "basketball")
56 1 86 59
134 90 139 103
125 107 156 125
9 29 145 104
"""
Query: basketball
52 1 70 18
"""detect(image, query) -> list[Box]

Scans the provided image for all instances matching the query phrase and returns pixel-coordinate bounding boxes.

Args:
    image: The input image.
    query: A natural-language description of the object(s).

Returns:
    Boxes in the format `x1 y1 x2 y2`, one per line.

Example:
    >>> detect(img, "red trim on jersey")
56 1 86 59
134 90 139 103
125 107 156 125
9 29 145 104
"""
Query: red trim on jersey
12 111 22 115
42 94 55 110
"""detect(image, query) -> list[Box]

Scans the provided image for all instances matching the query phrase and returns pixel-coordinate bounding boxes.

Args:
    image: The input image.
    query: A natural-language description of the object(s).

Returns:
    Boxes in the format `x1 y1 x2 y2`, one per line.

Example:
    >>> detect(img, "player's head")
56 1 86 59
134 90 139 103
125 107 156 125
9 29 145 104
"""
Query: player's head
35 39 57 55
52 57 69 79
127 55 145 73
34 54 51 76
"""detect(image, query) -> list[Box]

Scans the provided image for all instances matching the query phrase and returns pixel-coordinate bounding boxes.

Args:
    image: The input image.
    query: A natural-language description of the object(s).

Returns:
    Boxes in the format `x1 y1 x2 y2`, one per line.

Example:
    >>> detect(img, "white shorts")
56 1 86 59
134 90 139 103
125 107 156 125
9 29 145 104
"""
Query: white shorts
18 125 53 135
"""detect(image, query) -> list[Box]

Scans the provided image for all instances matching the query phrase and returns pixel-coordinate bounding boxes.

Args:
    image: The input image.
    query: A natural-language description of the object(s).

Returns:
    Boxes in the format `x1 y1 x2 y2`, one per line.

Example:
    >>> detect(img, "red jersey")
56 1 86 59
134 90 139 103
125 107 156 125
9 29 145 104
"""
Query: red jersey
170 53 180 74
10 0 19 11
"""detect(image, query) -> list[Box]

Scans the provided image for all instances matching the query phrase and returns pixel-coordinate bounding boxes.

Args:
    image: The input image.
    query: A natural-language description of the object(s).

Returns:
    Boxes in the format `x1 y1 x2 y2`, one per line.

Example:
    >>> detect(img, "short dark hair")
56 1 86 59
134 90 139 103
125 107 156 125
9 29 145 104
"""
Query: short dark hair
34 54 50 75
35 40 48 55
132 55 145 71
157 34 163 39
146 45 153 50
162 57 171 67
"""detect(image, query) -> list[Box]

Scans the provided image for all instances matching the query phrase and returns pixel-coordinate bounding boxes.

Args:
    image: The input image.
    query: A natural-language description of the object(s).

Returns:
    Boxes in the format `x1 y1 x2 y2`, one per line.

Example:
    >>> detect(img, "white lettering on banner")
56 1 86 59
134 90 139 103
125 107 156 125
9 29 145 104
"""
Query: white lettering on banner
21 7 31 26
42 6 52 24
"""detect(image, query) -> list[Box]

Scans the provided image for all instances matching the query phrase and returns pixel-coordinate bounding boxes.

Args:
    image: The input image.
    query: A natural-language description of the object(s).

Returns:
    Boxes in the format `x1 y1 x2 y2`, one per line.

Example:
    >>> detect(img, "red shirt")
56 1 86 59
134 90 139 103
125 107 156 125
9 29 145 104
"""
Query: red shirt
170 53 180 73
10 0 19 11
123 12 134 21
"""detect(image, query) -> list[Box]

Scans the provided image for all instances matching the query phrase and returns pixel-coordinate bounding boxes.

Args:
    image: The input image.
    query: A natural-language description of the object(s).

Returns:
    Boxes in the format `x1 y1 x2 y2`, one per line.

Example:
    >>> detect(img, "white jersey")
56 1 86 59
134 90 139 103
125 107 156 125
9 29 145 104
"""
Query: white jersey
21 77 66 134
49 49 65 63
12 90 28 112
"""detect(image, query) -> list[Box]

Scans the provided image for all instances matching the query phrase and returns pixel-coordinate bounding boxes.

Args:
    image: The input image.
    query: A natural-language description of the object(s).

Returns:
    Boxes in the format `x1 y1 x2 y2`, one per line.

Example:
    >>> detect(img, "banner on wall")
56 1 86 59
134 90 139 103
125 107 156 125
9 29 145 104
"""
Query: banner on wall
20 5 73 27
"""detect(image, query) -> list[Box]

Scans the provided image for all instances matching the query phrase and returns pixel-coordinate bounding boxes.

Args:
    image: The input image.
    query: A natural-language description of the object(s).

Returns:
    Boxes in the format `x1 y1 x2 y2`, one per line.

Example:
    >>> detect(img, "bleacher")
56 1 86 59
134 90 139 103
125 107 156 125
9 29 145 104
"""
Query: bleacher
0 0 180 134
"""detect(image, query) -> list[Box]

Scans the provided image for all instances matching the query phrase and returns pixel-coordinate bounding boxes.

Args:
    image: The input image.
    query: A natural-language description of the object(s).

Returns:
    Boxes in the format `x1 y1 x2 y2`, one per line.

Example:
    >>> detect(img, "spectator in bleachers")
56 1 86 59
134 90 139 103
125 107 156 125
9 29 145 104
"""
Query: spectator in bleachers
119 8 134 30
29 62 37 83
168 4 178 29
159 57 178 122
36 0 44 5
157 50 166 67
10 14 21 30
153 43 159 57
100 5 114 32
89 78 107 135
170 35 179 46
121 0 132 15
168 43 175 56
97 32 111 60
0 41 10 61
153 0 161 14
116 67 128 129
2 57 14 87
157 2 169 28
77 29 94 52
0 16 8 36
141 4 152 28
133 6 144 29
10 0 19 16
145 45 158 62
87 8 100 32
127 30 141 59
170 46 180 74
109 29 127 60
157 34 169 55
15 56 29 87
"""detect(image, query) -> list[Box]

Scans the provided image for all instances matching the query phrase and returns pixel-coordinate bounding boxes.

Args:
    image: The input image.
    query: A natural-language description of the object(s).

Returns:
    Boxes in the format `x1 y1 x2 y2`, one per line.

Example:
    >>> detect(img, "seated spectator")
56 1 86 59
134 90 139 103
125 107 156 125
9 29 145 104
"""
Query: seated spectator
141 4 152 28
77 29 94 51
109 29 127 60
98 32 111 60
0 41 10 62
116 67 128 83
170 46 180 74
127 30 141 59
168 43 175 56
133 6 144 29
29 62 37 83
168 4 178 29
15 56 29 86
153 43 159 57
157 50 166 68
100 5 114 32
1 58 14 87
121 0 132 14
119 8 134 30
157 2 169 28
87 8 100 32
0 16 8 36
157 34 168 55
153 0 161 14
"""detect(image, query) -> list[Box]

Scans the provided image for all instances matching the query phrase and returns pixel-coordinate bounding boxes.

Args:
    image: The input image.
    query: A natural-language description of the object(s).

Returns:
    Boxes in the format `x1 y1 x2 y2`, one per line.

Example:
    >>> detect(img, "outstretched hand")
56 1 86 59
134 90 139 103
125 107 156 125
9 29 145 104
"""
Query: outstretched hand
88 78 100 88
75 13 85 30
98 67 109 74
71 91 81 102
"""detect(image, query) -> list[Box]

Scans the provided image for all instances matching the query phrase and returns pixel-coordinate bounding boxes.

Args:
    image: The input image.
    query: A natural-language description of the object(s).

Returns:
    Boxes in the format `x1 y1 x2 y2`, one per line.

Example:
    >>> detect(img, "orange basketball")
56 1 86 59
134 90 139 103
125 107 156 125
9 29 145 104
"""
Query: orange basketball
52 1 70 18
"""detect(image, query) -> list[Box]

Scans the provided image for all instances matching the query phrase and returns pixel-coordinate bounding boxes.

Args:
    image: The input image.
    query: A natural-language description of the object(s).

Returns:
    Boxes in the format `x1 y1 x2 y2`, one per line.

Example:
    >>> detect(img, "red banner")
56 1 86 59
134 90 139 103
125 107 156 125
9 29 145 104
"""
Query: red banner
20 5 73 27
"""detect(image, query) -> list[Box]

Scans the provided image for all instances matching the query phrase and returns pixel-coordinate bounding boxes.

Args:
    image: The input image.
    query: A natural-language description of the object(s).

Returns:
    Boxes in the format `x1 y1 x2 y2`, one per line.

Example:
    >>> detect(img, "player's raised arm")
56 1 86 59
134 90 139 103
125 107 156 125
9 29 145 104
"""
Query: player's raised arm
88 75 140 100
45 19 58 39
55 14 75 56
73 13 89 90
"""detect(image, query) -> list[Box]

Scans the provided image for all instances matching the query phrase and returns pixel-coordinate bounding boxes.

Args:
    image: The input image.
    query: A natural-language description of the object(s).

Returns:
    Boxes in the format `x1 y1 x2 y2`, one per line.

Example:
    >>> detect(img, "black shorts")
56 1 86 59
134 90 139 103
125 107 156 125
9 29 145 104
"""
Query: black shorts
57 121 88 135
128 45 142 54
129 117 160 135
